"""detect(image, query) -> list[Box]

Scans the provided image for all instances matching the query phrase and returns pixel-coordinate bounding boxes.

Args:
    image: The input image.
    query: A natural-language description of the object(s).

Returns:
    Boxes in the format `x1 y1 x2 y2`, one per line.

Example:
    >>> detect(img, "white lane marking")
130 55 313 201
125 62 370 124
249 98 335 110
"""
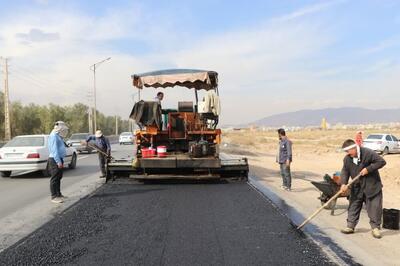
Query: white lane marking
77 155 89 161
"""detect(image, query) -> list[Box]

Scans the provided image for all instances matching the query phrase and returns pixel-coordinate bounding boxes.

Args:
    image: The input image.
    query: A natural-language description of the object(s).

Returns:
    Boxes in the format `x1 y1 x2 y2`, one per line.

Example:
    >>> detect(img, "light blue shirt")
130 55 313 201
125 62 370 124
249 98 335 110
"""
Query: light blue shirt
48 132 66 164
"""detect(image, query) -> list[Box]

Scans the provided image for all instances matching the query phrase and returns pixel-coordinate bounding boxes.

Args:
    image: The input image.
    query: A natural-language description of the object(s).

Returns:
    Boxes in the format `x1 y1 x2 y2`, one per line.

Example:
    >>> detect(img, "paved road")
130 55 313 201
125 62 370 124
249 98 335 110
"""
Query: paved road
0 143 135 252
0 178 334 265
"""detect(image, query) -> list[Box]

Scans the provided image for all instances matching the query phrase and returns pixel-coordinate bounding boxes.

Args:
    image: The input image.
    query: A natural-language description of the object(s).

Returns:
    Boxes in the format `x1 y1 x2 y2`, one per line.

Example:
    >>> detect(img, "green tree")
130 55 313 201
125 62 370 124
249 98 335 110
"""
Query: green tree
0 98 129 140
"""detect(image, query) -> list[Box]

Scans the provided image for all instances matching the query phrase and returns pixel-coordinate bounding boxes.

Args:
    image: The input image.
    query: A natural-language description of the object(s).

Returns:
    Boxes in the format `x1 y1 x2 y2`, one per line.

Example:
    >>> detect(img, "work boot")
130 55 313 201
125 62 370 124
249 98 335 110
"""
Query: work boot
51 197 64 204
371 228 382 239
340 227 354 234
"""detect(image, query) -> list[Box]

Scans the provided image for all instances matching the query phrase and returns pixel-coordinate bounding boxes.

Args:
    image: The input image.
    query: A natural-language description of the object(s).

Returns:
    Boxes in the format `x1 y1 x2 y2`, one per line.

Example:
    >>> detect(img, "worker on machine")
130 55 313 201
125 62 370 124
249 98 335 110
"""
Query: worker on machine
340 139 386 239
154 92 164 105
86 130 111 178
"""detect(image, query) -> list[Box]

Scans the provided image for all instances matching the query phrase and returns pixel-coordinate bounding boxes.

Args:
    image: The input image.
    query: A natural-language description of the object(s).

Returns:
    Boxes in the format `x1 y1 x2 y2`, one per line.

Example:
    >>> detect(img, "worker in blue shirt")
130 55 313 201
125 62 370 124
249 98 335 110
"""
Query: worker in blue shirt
48 121 69 204
86 130 111 178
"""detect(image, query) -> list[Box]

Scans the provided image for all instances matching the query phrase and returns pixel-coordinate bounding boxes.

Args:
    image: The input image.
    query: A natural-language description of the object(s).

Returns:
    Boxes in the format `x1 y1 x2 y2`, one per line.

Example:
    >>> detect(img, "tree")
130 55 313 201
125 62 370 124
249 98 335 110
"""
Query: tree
0 98 129 140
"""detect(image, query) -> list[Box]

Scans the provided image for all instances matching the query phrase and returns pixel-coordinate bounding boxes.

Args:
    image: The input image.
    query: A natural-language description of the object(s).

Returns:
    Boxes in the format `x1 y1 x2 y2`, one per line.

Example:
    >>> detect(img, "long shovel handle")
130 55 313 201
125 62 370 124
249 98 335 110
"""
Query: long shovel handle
87 143 114 160
297 173 362 230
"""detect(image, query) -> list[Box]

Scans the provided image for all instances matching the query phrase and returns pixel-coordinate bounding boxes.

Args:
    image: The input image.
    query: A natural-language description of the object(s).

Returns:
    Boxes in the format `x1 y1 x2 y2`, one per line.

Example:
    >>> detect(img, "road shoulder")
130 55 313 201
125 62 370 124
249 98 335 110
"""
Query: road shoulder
249 163 399 266
0 174 103 252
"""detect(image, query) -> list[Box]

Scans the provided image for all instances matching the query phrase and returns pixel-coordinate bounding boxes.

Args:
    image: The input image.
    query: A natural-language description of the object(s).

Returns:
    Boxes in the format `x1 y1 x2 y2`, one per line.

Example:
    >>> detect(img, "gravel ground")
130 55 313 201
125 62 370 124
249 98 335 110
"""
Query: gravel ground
0 179 334 266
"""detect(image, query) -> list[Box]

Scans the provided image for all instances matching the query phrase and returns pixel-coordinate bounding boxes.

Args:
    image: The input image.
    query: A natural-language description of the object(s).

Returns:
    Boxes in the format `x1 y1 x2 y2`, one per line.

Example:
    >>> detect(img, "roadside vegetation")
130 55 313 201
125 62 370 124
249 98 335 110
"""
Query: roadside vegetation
0 92 129 139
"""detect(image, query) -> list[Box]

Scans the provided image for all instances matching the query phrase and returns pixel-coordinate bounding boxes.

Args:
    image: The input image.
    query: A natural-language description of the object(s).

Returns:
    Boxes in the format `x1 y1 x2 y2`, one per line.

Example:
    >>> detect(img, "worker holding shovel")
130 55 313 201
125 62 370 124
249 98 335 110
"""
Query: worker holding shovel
340 139 386 239
86 130 111 178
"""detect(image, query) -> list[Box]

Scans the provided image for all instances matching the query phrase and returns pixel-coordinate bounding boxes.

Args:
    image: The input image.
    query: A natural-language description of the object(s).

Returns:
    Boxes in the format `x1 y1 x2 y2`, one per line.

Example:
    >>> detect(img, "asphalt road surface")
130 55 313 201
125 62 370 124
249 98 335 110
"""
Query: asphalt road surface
0 143 131 219
0 177 334 265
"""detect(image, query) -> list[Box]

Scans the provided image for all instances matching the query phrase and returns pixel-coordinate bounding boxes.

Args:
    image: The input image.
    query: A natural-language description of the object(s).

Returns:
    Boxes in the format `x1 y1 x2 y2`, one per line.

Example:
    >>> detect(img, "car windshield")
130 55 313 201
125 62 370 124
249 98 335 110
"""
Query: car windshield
4 136 45 147
120 132 132 136
366 134 383 140
70 134 88 140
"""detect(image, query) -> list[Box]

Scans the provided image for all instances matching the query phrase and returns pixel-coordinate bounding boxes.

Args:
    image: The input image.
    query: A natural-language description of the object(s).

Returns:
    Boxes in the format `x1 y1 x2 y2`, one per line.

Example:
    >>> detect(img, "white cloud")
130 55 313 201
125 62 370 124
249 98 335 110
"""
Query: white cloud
16 28 60 44
1 1 399 126
360 36 400 54
272 0 346 23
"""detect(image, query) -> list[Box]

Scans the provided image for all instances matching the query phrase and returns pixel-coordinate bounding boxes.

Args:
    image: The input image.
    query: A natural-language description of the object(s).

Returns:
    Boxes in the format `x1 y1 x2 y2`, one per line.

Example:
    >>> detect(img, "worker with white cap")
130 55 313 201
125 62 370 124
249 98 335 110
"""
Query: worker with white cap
48 121 69 203
86 130 111 178
340 139 386 239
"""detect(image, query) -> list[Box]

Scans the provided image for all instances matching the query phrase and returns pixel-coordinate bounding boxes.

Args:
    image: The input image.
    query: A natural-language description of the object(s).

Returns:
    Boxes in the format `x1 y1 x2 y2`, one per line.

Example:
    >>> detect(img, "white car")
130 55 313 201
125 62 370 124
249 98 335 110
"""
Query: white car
0 134 78 177
119 132 134 145
363 134 400 154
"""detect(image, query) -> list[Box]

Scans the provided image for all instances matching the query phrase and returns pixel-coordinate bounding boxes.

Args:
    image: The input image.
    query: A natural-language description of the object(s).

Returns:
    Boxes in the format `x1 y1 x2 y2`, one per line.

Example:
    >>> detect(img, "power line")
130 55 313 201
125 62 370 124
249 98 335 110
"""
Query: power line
10 71 81 98
10 65 82 98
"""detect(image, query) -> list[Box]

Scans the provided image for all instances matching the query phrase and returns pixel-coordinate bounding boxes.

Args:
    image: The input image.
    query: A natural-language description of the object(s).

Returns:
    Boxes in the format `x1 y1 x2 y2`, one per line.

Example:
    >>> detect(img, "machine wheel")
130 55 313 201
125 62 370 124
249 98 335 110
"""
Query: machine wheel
1 171 12 177
69 153 77 169
42 162 51 177
383 147 389 155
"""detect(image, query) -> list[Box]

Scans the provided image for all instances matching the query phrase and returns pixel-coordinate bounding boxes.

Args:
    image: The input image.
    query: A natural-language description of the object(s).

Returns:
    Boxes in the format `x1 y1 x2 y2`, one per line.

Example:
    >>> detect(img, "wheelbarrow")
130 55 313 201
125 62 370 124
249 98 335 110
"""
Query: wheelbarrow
311 172 349 215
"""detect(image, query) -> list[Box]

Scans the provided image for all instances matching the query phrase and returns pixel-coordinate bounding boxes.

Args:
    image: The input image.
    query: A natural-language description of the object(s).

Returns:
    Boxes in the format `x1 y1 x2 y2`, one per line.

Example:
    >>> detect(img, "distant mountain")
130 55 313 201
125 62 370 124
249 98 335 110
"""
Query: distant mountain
251 107 400 127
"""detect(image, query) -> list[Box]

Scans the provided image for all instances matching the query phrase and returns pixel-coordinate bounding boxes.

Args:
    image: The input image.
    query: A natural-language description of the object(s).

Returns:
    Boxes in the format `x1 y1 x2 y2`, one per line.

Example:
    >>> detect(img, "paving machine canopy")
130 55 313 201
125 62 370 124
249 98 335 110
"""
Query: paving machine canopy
132 69 218 91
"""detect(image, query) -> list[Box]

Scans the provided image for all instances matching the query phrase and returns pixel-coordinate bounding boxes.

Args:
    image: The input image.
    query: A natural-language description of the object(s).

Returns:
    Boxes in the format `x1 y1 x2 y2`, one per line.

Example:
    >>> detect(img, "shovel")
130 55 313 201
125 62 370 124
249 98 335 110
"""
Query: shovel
297 173 362 230
86 142 114 160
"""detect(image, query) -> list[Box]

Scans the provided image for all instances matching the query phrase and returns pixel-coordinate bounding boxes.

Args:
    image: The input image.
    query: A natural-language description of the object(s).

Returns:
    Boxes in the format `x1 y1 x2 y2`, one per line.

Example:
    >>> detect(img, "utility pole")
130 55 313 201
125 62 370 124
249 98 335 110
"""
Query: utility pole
88 108 93 134
1 58 11 140
90 57 111 132
115 115 118 135
86 90 94 134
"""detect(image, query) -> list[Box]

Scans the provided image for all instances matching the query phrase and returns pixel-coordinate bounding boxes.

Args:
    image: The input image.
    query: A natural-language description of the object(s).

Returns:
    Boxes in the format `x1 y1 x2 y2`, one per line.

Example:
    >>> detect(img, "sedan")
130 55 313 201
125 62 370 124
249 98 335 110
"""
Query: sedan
119 132 134 145
363 134 400 154
0 135 78 177
67 133 95 153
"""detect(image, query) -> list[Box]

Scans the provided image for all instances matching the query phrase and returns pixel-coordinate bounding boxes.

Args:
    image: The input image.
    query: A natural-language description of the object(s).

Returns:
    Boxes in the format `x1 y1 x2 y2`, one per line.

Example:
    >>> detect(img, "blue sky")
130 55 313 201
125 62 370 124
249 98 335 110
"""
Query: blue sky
0 0 399 124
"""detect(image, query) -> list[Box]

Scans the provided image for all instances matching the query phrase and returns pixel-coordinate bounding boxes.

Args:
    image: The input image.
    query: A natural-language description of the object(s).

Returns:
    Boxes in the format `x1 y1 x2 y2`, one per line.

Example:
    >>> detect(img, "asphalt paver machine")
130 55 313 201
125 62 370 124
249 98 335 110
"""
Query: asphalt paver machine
106 69 248 181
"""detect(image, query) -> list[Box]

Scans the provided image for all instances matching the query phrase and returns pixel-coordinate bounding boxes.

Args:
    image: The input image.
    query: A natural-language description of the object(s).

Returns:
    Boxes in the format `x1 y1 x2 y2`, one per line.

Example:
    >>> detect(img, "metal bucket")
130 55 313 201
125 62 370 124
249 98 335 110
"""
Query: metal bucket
382 208 400 230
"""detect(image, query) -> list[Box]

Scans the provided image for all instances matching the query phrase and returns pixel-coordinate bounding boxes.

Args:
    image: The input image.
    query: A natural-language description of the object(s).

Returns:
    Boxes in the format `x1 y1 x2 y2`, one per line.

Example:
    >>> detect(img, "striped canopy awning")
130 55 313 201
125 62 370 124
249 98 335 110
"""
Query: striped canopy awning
132 69 218 91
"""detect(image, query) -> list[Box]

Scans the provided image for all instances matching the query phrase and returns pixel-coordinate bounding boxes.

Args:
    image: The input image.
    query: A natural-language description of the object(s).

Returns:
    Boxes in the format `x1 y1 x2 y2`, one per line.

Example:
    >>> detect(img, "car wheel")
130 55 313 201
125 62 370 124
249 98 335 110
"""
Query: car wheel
383 147 389 155
1 171 12 177
42 162 51 177
69 153 77 169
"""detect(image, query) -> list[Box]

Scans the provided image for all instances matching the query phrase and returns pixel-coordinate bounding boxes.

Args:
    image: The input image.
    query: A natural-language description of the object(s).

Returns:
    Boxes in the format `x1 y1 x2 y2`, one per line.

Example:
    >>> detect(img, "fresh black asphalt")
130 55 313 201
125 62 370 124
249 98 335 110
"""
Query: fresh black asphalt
0 179 334 265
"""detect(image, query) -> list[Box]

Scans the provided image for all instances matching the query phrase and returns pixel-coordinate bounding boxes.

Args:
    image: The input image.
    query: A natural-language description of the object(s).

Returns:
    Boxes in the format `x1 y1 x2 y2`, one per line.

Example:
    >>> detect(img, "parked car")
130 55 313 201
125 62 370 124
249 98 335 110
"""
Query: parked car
119 132 134 145
67 133 95 153
363 133 400 154
0 135 78 177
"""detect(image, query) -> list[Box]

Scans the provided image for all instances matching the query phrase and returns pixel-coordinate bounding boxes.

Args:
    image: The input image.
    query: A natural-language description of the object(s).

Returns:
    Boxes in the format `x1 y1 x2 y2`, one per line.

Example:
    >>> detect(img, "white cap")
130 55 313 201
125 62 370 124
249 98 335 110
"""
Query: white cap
95 130 103 138
53 121 69 138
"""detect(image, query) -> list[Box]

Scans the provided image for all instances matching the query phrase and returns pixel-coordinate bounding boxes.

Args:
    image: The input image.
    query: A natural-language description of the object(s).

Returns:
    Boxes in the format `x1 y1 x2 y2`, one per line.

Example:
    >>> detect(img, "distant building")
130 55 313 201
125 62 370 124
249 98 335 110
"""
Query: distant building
321 118 328 130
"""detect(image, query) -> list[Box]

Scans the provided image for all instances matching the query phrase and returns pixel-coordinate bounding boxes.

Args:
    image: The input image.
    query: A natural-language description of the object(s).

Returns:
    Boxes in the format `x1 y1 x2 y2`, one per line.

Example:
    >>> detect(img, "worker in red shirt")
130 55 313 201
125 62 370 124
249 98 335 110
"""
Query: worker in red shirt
355 131 363 147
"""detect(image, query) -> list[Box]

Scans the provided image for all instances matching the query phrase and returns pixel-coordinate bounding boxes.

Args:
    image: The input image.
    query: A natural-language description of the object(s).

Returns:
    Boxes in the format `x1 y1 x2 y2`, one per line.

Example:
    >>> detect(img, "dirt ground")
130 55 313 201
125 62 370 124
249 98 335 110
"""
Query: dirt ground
222 129 400 207
221 129 400 265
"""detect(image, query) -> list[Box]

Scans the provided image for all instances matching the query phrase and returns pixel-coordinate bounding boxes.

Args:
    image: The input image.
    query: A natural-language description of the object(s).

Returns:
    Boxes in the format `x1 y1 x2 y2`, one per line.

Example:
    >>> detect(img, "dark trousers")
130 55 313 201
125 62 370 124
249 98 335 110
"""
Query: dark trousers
98 153 107 176
347 189 383 229
280 163 292 189
49 158 63 198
